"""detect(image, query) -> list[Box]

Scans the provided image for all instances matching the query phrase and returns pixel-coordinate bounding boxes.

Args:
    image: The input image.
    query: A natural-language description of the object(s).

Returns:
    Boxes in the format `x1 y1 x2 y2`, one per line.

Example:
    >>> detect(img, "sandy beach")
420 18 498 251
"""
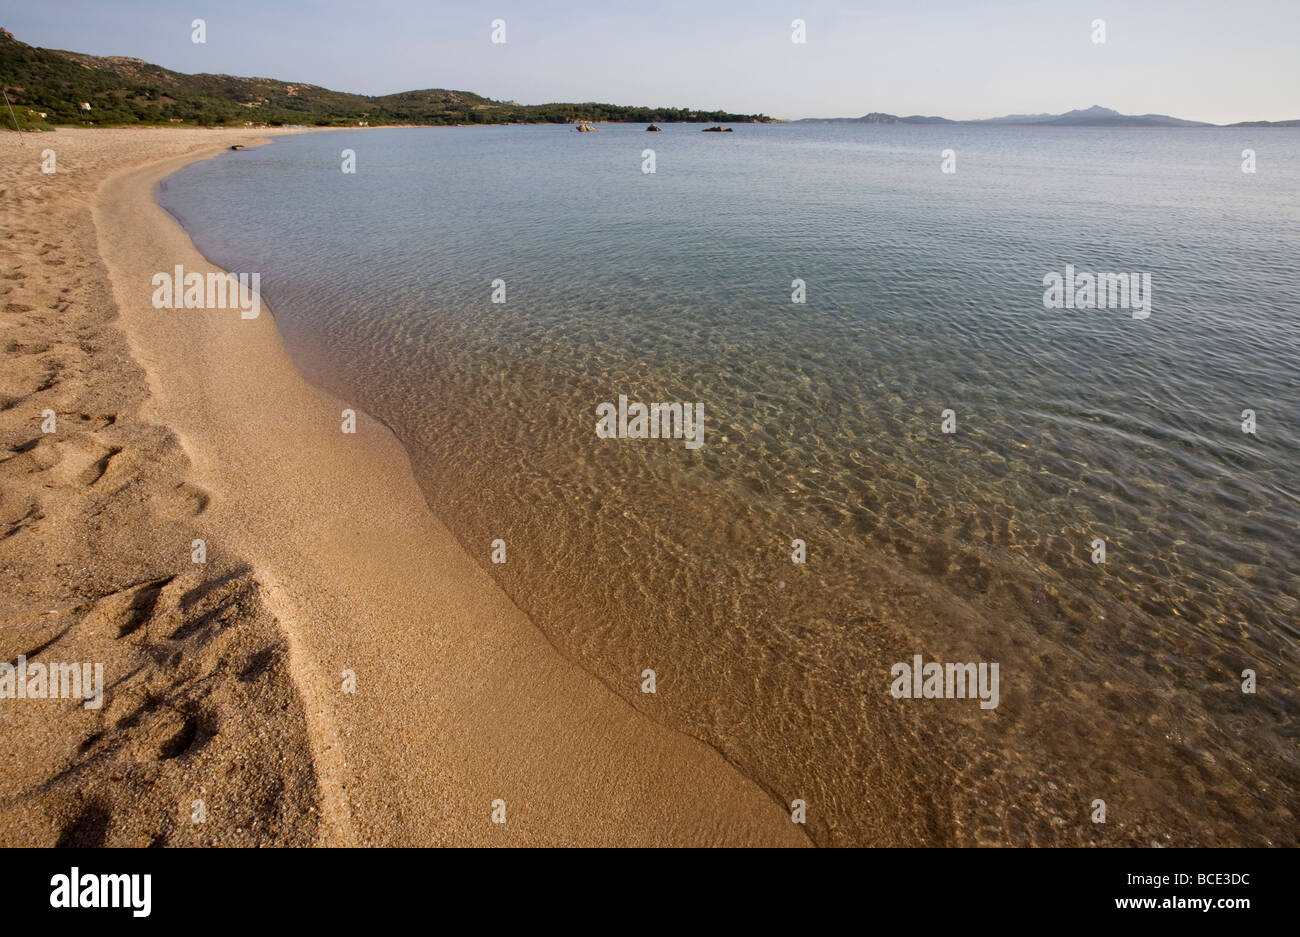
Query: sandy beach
0 128 808 847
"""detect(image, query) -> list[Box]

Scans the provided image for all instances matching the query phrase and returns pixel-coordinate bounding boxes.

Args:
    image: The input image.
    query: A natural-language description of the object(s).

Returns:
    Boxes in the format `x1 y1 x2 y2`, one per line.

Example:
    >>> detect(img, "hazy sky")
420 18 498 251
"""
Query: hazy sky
3 0 1297 123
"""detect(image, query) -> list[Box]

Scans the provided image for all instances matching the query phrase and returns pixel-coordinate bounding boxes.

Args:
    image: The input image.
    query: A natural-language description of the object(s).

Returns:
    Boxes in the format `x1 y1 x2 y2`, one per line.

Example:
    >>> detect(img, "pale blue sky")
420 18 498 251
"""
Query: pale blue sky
2 0 1296 122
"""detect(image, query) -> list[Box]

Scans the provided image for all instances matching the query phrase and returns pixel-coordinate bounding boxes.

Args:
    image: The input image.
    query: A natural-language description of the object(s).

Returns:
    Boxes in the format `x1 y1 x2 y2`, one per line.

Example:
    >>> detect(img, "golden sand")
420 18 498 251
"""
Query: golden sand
0 128 808 847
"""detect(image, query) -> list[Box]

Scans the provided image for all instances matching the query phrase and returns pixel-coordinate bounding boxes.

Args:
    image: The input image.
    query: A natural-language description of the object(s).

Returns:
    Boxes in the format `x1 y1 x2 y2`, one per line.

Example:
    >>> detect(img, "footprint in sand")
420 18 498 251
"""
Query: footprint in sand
2 433 122 488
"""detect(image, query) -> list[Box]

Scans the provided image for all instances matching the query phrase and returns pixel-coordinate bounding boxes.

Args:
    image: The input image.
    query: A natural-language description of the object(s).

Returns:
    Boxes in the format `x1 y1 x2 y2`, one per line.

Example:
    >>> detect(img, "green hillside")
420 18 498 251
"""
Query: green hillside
0 28 770 128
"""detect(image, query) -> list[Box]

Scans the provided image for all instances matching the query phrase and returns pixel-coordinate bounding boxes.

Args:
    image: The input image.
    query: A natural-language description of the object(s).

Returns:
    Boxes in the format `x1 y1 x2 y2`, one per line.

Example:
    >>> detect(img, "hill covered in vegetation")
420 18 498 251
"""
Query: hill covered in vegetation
0 28 771 128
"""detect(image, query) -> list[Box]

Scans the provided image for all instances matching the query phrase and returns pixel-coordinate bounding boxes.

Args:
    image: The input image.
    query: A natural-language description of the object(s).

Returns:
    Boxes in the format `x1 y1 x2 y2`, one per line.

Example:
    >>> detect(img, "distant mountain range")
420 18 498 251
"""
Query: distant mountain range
0 28 771 128
4 26 1292 133
800 105 1300 128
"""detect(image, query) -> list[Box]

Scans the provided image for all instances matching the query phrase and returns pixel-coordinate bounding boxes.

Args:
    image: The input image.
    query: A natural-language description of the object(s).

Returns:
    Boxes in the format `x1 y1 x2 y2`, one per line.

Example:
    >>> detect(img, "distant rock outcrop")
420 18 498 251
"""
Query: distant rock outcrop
702 125 733 132
574 122 598 132
646 124 661 131
1227 118 1300 127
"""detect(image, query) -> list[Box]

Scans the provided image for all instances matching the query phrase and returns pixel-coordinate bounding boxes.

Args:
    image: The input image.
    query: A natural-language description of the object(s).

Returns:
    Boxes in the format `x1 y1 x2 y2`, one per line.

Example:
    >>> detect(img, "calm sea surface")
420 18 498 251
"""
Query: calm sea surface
160 123 1300 845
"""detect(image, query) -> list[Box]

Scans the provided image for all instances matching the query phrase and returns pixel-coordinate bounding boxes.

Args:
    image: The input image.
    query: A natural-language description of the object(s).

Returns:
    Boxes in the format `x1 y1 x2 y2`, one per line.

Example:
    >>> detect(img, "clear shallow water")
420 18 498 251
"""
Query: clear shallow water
161 124 1300 845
